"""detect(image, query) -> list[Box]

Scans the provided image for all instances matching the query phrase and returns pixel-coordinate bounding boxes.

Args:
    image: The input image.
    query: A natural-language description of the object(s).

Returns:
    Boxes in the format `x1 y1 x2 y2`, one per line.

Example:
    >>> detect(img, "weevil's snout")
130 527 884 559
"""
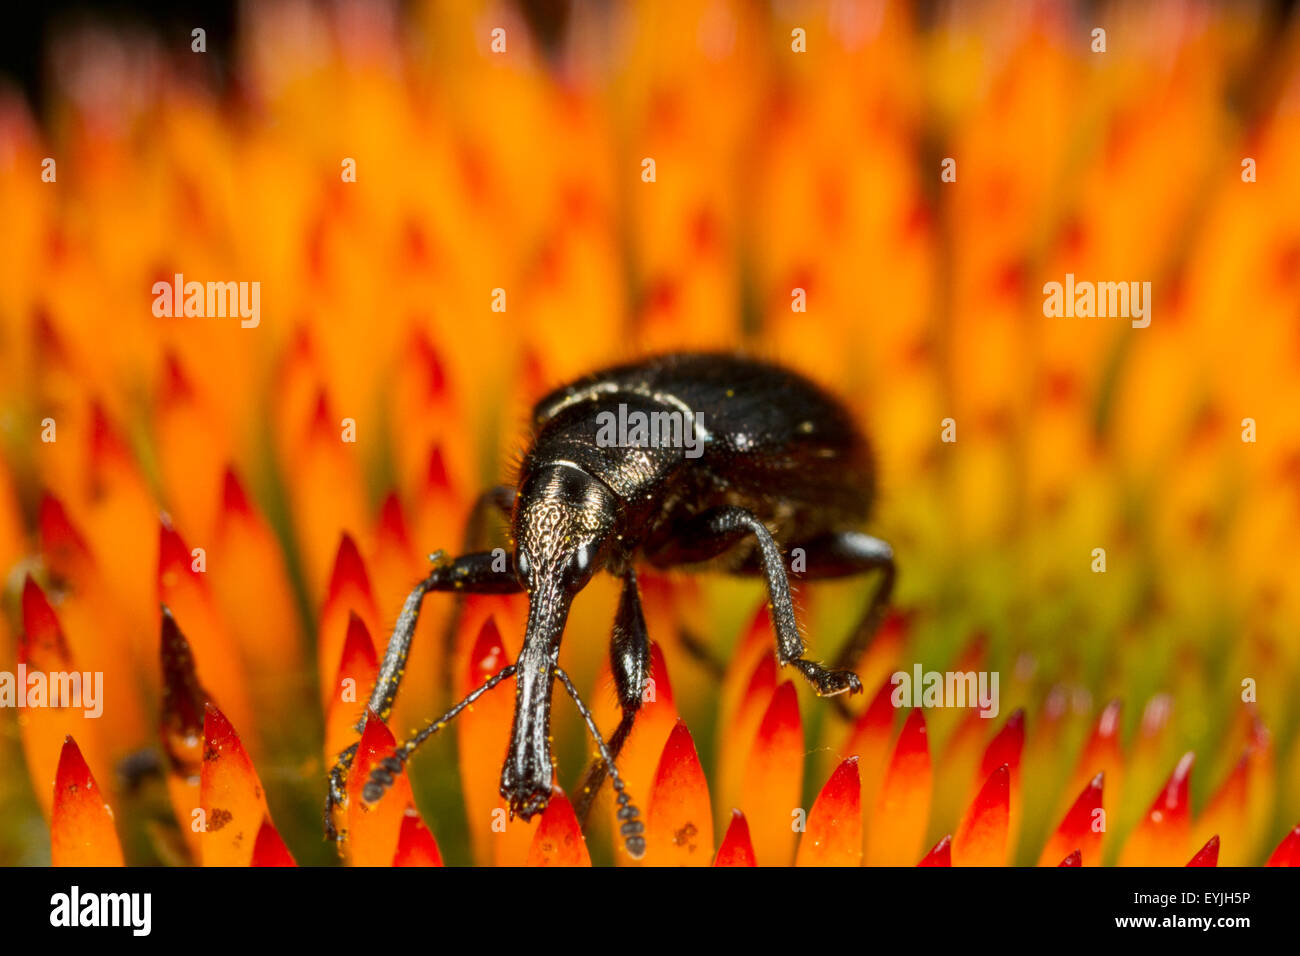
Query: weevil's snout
503 779 553 821
503 465 614 819
500 577 571 821
512 464 615 594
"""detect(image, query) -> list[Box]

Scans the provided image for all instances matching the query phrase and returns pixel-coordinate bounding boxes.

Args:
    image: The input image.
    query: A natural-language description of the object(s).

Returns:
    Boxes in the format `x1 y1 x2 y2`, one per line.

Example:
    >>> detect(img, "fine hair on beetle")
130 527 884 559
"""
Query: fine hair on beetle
324 352 896 861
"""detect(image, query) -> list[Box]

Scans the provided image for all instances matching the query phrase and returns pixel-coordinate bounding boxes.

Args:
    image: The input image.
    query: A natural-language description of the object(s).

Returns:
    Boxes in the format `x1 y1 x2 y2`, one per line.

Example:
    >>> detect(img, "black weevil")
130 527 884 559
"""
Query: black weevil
324 352 895 859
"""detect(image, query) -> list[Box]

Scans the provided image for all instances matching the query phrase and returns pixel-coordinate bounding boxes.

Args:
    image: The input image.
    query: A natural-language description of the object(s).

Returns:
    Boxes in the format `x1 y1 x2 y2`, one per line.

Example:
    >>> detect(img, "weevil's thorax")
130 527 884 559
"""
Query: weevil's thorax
523 396 690 518
528 354 875 533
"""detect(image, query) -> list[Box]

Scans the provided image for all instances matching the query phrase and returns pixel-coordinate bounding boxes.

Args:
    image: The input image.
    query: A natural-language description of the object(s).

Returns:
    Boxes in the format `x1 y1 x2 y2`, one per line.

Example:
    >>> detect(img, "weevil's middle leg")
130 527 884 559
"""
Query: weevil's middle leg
323 547 523 842
647 506 863 698
574 569 650 824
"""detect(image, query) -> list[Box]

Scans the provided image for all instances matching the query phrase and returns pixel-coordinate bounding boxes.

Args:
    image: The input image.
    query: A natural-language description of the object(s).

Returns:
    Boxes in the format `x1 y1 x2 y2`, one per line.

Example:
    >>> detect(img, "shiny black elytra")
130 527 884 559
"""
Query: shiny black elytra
324 352 896 859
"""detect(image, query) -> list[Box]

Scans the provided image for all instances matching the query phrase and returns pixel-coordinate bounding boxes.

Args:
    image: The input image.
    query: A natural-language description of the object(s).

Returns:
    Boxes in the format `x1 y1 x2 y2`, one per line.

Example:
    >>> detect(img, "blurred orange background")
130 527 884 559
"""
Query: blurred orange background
0 0 1298 866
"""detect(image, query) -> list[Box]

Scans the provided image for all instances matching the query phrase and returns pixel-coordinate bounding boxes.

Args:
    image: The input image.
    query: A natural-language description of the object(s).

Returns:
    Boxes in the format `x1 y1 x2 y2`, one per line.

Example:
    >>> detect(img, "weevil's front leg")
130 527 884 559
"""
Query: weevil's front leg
648 506 862 698
323 548 523 842
366 550 521 726
574 569 650 824
440 486 518 695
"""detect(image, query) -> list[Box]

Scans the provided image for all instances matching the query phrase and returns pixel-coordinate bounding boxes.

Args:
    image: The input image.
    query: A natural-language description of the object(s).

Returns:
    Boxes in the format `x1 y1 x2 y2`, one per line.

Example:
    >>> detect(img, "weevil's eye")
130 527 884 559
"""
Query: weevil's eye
515 551 531 586
562 543 596 592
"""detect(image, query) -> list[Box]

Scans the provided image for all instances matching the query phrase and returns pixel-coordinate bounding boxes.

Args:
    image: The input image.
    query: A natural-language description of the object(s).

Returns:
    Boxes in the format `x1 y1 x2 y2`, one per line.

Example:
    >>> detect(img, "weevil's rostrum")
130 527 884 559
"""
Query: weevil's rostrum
325 352 895 859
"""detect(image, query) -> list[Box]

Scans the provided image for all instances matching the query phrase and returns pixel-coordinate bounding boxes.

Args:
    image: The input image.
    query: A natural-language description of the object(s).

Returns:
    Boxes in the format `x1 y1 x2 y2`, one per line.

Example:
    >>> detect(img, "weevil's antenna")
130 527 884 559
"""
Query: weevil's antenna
553 665 646 859
572 711 635 824
359 663 518 805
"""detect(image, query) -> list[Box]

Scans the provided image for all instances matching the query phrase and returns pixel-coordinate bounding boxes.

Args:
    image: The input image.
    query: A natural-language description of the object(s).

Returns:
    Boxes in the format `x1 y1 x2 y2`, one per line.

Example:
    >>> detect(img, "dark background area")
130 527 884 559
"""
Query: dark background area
3 0 1298 119
0 1 237 114
0 0 583 116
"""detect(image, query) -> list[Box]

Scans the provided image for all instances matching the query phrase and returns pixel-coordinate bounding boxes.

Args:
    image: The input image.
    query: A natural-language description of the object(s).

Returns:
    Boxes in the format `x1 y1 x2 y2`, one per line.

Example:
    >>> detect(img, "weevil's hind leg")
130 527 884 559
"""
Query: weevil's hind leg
648 506 863 698
554 665 645 859
574 570 650 824
323 548 523 843
782 531 895 717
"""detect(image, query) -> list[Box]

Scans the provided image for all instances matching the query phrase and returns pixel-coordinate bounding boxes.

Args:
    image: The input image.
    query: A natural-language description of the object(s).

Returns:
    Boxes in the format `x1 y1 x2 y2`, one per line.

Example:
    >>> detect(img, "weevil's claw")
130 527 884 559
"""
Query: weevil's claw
789 659 863 697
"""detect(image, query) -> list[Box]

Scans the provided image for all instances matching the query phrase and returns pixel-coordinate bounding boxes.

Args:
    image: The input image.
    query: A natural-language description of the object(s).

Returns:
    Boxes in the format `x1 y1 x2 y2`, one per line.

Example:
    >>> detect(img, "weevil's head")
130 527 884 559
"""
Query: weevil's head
501 463 617 819
512 462 616 608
